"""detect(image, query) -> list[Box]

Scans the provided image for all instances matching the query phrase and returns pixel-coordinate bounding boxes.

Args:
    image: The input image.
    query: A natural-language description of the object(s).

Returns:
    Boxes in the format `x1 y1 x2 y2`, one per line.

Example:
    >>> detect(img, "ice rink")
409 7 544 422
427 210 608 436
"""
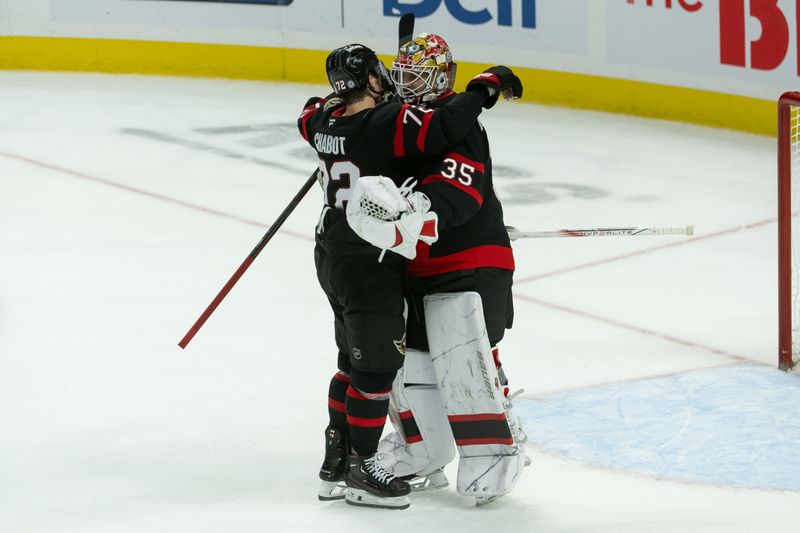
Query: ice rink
1 71 798 532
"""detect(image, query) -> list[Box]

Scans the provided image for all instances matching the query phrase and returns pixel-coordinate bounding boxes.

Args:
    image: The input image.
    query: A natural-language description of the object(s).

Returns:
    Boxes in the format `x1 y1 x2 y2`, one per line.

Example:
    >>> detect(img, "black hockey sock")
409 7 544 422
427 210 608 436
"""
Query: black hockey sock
327 371 350 431
345 384 391 456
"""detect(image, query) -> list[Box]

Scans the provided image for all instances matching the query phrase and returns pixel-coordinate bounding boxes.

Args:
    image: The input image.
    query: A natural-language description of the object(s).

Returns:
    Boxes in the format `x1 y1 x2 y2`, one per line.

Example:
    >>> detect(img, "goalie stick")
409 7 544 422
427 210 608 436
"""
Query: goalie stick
506 225 694 240
398 13 415 48
178 170 318 349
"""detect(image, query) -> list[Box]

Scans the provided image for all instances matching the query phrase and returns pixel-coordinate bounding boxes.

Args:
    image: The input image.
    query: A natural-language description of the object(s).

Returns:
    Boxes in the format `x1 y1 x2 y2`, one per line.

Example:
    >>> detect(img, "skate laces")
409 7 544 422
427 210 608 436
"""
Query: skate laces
364 455 396 484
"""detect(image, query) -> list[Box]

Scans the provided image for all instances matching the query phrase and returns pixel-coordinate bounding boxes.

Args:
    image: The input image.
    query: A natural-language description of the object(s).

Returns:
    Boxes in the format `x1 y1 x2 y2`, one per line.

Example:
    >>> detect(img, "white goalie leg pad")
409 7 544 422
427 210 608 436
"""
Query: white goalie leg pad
424 291 527 498
457 452 527 501
378 349 455 478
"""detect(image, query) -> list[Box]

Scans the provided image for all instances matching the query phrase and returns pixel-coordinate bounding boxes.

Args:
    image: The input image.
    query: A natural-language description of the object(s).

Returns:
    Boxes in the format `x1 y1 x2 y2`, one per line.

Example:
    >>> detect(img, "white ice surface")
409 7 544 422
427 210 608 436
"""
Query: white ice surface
1 72 798 532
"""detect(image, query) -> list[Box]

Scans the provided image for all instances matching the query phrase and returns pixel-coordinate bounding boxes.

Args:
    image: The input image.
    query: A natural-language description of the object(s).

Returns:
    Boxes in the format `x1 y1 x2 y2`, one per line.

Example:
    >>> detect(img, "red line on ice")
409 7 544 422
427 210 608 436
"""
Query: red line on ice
515 293 762 366
0 150 314 242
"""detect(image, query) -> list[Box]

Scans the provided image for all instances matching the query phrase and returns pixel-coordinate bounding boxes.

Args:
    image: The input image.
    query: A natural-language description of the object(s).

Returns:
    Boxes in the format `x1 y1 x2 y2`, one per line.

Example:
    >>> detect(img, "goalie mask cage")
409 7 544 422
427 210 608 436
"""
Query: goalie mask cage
778 92 800 371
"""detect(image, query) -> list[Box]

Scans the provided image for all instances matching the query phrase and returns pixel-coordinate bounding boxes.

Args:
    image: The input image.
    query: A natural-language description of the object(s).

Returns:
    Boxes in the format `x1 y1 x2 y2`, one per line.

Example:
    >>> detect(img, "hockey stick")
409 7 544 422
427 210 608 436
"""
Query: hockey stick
398 13 415 48
506 225 694 240
178 170 318 349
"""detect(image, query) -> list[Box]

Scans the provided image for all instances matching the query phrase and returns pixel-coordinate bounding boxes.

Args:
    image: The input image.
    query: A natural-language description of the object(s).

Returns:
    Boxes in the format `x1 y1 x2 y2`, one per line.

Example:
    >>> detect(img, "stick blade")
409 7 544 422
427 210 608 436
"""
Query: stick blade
398 13 415 48
505 225 520 241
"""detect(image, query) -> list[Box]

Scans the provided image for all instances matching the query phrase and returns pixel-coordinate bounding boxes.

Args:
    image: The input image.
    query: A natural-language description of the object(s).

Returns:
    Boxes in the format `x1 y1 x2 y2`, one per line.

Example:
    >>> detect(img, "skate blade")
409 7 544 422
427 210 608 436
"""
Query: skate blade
318 480 347 501
345 488 410 510
409 469 449 491
475 494 504 507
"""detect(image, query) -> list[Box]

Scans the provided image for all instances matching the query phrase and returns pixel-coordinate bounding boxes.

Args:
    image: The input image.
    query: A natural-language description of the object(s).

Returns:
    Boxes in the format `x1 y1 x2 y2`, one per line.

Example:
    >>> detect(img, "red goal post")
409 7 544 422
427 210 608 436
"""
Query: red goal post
778 92 800 371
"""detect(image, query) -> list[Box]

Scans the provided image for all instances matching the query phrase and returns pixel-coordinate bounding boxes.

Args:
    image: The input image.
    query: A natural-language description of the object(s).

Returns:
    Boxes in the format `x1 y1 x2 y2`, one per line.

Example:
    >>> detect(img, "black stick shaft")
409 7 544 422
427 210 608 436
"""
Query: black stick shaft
398 13 415 48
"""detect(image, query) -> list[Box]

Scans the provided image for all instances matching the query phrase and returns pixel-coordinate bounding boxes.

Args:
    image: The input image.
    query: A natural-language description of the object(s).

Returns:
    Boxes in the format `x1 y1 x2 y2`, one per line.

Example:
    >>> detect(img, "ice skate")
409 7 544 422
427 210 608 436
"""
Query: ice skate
377 431 451 491
344 454 411 510
318 426 348 501
475 494 501 506
401 468 449 491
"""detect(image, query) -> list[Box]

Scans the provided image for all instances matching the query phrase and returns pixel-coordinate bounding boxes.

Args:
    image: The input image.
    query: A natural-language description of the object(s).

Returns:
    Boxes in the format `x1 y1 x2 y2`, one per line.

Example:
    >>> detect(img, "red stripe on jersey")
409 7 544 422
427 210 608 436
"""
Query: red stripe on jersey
328 398 346 413
446 152 485 174
299 100 324 142
346 415 388 428
421 174 483 206
408 244 515 277
394 104 409 157
455 437 515 446
406 434 424 444
399 410 415 420
448 413 507 423
416 110 434 152
333 372 351 383
473 72 501 87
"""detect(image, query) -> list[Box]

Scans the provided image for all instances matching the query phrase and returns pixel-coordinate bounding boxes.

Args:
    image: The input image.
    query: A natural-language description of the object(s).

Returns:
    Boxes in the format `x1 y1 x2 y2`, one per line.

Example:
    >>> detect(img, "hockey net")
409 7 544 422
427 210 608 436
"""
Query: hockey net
778 92 800 371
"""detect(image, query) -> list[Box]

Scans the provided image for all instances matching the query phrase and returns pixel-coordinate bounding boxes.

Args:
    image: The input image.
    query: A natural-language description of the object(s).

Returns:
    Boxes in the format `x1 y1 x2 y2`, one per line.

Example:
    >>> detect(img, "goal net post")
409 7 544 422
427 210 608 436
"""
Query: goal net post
778 92 800 371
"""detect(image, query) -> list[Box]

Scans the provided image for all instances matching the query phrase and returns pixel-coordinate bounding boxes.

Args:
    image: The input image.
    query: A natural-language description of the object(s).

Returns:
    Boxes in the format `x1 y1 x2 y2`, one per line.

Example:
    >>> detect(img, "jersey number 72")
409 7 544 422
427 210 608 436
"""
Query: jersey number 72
318 159 361 208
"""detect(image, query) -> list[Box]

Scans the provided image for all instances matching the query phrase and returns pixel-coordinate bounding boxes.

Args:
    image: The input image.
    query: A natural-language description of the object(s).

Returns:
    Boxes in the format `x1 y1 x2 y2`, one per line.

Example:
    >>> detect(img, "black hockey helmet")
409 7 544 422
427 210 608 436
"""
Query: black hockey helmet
326 44 394 97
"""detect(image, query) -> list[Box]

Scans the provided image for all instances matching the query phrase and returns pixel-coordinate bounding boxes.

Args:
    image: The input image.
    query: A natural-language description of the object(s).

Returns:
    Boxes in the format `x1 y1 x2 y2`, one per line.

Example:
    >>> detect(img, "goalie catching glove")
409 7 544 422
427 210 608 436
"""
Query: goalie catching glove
346 176 438 260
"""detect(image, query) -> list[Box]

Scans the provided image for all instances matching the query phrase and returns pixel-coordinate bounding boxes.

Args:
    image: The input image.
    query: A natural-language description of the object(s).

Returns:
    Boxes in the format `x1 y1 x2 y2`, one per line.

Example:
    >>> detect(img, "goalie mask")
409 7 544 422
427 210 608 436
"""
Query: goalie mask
391 33 457 105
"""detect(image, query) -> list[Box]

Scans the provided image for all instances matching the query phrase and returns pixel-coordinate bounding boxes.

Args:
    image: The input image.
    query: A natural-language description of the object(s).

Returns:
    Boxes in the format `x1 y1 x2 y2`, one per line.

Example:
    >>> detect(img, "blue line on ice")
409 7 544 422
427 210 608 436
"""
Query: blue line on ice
516 364 800 491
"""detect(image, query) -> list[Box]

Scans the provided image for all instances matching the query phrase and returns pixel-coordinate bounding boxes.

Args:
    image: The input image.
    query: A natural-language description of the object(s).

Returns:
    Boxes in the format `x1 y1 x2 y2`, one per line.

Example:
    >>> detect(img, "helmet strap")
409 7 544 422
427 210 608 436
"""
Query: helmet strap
366 75 386 103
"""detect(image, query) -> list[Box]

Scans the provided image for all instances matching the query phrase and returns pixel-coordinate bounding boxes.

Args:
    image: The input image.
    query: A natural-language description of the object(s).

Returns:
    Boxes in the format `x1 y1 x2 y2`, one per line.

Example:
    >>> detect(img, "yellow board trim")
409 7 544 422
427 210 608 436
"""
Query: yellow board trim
0 36 776 135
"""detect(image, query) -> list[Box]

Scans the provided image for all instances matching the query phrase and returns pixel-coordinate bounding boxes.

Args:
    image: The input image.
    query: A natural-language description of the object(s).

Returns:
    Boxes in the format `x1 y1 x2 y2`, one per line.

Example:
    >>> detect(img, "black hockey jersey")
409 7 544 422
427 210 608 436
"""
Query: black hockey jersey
406 92 514 277
297 91 487 255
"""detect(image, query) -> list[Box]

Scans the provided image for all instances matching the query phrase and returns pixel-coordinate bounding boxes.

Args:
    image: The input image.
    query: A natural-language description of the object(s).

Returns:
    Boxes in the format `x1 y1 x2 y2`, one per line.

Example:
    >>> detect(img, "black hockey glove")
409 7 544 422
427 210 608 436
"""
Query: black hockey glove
466 66 523 109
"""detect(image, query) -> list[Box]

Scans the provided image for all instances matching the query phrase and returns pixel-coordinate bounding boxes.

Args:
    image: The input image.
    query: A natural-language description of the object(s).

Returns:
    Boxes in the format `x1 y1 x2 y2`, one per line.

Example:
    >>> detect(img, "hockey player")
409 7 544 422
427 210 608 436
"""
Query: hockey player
297 43 523 509
345 33 528 505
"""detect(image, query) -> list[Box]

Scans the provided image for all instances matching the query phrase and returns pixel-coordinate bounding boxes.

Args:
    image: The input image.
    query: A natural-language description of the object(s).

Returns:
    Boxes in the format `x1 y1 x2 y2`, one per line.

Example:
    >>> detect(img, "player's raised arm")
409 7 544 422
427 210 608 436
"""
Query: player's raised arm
297 96 327 144
372 33 523 157
413 66 522 153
